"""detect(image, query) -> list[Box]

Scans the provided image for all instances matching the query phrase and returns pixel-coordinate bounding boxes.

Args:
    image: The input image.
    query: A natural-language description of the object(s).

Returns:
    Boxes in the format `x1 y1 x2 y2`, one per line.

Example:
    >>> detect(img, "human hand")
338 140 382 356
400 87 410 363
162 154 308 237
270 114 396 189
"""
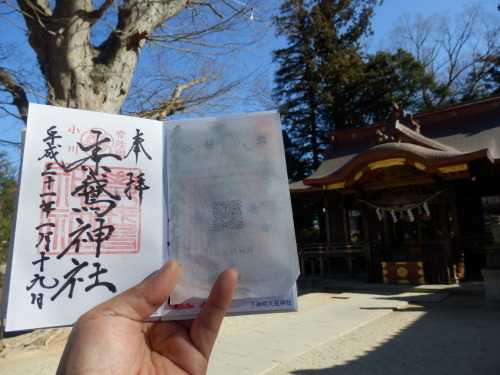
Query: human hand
56 260 238 375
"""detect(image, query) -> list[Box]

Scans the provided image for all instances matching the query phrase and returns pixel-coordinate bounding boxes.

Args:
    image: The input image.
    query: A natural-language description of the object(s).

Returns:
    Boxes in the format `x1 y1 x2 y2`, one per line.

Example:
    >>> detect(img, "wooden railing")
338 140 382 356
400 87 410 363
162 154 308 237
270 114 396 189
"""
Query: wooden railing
297 242 366 278
297 242 365 256
297 240 474 284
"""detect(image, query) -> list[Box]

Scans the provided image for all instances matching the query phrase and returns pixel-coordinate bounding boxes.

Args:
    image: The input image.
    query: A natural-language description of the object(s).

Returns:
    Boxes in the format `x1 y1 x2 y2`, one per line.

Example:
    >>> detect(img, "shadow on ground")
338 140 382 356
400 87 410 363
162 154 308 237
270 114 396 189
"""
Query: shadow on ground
286 295 500 375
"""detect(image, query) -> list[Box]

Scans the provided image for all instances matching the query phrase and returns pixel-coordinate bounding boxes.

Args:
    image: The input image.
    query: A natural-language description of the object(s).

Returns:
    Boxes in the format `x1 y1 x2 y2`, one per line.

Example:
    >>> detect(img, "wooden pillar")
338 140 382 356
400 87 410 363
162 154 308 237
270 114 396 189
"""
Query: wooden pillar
361 204 373 281
324 192 331 244
448 184 462 281
300 254 305 278
383 210 391 249
343 208 350 242
445 184 460 283
439 198 453 283
439 201 452 257
449 186 461 239
319 255 324 277
347 254 354 277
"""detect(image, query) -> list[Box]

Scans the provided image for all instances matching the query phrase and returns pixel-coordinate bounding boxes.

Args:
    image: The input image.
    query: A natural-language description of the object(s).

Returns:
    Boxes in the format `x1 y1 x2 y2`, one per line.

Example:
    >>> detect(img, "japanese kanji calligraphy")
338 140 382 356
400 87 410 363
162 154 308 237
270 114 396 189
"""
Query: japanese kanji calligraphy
2 104 299 331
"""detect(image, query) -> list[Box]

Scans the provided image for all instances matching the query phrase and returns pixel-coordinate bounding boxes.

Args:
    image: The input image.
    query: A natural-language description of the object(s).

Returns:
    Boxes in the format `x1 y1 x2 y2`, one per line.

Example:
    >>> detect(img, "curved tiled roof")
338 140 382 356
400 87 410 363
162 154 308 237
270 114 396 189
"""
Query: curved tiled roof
370 142 461 158
292 96 500 190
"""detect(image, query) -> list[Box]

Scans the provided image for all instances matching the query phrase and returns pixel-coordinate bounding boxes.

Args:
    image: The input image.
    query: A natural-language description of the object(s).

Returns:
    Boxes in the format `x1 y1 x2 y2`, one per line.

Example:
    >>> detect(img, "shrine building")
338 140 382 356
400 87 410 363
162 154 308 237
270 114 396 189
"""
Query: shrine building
290 95 500 284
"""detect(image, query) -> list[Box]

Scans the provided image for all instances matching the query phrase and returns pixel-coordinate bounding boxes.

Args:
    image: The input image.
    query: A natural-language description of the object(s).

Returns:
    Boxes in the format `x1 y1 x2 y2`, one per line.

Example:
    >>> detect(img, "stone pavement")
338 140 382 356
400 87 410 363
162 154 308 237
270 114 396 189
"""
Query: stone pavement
208 289 449 375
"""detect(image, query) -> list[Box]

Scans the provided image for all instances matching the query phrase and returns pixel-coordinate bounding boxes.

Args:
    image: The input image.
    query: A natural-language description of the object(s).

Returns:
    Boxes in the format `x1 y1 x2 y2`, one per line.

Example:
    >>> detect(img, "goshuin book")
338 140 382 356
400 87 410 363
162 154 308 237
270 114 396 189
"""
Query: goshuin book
1 104 300 331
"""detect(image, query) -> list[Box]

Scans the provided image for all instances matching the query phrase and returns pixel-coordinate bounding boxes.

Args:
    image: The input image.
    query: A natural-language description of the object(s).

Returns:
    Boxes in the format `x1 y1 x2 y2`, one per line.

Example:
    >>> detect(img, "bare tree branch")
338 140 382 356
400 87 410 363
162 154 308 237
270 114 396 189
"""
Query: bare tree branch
87 0 115 25
0 67 29 124
134 76 208 119
190 1 224 18
391 3 499 106
0 0 272 130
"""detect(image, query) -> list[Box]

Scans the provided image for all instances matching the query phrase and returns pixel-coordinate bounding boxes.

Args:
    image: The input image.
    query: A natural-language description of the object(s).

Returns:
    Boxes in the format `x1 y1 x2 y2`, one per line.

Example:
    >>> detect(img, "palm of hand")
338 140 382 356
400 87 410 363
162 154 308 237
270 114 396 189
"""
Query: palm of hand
64 317 207 374
57 261 237 375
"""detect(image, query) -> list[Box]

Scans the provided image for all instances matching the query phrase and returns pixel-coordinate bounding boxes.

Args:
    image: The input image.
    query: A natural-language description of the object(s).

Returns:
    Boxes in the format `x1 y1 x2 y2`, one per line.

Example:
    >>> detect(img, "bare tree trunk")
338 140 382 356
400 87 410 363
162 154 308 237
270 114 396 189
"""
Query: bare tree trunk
18 0 189 114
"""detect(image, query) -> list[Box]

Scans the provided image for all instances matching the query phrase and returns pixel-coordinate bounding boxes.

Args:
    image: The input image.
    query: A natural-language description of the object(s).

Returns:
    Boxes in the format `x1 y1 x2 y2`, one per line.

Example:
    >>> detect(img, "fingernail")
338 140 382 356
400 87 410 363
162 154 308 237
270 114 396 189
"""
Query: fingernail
232 268 240 282
166 259 178 267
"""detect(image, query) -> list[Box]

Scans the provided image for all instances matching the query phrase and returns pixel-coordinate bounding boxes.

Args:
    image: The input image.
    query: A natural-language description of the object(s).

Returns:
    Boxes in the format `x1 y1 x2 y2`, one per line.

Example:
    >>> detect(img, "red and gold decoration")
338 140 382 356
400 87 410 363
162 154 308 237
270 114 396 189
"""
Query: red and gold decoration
381 261 425 285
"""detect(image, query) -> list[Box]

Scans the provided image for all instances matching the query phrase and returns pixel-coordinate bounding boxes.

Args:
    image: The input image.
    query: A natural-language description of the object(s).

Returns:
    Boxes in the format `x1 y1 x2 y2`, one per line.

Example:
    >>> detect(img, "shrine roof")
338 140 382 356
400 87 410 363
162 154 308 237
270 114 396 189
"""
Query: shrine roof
419 109 499 159
288 180 322 193
299 95 500 187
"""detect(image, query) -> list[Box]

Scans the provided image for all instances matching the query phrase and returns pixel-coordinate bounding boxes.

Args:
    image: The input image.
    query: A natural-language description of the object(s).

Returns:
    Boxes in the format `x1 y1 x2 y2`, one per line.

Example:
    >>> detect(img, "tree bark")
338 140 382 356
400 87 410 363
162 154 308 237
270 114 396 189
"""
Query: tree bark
0 68 29 123
18 0 189 114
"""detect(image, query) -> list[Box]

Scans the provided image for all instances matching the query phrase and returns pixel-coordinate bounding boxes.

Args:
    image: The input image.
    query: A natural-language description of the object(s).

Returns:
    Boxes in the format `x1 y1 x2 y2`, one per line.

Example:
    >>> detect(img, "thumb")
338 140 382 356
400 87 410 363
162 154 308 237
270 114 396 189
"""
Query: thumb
82 260 180 322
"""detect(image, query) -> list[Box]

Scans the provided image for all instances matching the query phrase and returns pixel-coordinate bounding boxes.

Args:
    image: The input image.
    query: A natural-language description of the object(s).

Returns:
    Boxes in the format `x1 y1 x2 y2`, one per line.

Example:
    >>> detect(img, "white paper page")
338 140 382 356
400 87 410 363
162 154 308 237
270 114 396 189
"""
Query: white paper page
4 104 163 331
166 112 300 304
161 285 298 321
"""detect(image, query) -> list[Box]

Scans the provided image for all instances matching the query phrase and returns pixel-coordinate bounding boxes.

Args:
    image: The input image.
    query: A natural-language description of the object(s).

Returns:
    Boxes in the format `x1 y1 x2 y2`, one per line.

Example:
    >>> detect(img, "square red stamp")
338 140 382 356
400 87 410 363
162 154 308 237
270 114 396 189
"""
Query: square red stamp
36 163 143 256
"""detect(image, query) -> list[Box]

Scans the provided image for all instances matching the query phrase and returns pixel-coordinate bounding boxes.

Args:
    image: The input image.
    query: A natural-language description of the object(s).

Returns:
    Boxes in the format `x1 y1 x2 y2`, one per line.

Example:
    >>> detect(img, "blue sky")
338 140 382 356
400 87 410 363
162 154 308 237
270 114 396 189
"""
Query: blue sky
233 0 499 113
370 0 498 40
1 0 498 166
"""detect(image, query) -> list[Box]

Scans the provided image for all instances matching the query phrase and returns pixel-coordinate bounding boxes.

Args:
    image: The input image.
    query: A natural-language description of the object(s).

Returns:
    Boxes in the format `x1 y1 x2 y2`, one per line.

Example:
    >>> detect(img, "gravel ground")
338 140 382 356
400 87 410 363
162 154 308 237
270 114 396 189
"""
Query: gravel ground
263 294 500 375
1 291 499 375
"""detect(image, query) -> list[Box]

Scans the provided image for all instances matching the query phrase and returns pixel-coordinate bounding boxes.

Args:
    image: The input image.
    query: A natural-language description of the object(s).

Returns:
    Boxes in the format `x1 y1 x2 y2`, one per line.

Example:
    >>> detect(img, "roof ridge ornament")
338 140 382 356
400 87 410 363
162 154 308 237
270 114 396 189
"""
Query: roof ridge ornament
375 103 459 153
390 102 421 134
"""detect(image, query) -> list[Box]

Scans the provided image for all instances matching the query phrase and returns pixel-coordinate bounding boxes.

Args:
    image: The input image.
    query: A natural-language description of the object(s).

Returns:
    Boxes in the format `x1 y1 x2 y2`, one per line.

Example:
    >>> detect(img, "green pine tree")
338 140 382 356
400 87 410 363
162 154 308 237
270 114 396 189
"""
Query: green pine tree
360 49 440 123
312 0 381 131
273 0 324 179
0 154 17 266
273 0 382 180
